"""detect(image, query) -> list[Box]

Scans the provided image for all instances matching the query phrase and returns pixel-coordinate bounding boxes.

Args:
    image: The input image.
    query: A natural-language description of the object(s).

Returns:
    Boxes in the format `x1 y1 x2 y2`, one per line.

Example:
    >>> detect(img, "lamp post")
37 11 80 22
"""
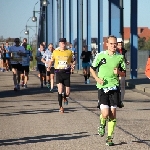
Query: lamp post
42 0 48 6
32 1 42 49
20 29 26 41
32 0 49 45
31 0 49 71
24 25 36 43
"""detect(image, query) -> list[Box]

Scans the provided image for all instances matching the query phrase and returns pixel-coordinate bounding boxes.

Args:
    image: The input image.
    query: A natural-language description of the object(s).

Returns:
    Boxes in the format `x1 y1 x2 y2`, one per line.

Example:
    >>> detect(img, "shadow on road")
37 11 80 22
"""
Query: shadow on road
0 132 89 146
0 107 78 117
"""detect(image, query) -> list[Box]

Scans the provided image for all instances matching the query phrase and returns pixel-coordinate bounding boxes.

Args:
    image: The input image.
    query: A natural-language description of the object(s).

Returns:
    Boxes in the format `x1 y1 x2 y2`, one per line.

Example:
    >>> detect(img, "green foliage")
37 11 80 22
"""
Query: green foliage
124 42 130 51
29 45 37 70
124 37 150 50
138 37 146 50
143 38 150 50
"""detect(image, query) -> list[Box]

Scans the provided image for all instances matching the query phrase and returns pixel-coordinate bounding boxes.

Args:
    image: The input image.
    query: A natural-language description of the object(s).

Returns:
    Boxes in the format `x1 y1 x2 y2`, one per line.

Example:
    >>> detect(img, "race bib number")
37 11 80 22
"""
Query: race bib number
58 61 68 69
11 52 22 62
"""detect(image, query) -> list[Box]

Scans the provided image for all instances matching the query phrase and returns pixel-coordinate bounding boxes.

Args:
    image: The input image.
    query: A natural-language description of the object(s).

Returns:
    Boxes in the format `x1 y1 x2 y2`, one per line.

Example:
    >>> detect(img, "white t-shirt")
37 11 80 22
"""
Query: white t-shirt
9 45 25 64
42 49 53 67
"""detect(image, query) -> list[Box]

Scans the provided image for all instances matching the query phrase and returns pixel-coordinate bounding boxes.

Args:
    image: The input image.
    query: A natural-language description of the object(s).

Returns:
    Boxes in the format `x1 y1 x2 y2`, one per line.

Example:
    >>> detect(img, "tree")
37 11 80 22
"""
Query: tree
0 36 4 42
138 37 146 50
124 42 130 51
144 38 150 50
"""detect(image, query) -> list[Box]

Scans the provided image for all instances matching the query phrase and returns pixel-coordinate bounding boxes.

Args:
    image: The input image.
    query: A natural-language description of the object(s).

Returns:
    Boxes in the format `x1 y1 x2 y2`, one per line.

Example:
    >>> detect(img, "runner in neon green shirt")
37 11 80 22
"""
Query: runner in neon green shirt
22 38 32 51
92 50 125 89
27 44 32 51
90 35 126 146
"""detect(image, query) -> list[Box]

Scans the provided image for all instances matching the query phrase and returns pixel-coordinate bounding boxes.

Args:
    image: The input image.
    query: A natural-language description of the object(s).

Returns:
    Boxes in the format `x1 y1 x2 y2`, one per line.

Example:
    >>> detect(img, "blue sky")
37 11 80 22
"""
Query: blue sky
0 0 150 42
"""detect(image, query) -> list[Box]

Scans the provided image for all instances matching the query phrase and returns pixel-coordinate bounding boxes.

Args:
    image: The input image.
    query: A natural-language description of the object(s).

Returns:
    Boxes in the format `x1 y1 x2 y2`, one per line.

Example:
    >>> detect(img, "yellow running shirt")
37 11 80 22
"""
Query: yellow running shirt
51 49 74 69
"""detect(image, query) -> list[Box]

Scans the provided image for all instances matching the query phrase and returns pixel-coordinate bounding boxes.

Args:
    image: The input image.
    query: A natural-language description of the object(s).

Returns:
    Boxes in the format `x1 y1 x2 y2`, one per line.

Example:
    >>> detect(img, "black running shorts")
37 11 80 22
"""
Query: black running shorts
38 64 46 74
11 64 22 72
98 87 121 107
56 71 70 87
22 66 29 73
50 67 55 74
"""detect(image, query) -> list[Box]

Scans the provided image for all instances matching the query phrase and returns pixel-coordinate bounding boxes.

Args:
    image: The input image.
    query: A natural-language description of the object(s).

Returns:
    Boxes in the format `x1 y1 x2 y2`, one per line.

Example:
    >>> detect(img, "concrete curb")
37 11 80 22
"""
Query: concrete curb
126 81 150 94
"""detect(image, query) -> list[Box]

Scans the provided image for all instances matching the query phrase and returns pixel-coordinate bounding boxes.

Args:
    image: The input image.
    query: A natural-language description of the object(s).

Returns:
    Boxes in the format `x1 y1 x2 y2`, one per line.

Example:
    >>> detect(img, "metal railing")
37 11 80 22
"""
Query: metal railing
126 50 150 70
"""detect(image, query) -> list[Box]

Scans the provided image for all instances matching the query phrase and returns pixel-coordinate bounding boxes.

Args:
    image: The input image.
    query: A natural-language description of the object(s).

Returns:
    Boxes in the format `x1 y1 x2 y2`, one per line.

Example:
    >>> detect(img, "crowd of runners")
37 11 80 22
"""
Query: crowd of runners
0 35 129 146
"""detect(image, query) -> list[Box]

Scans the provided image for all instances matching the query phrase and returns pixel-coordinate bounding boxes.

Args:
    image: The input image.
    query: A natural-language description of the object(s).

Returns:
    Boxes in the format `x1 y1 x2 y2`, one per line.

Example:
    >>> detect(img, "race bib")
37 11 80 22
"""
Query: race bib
103 86 117 93
57 60 68 69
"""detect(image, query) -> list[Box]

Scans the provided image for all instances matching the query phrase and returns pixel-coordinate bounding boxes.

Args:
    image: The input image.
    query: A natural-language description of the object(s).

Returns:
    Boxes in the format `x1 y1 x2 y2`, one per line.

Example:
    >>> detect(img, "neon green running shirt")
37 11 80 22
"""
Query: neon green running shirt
92 50 126 89
27 44 32 51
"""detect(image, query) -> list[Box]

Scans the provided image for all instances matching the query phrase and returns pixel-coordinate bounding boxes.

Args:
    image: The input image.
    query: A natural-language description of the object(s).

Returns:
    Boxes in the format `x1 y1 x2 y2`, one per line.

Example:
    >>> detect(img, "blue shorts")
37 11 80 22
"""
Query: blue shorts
82 62 91 68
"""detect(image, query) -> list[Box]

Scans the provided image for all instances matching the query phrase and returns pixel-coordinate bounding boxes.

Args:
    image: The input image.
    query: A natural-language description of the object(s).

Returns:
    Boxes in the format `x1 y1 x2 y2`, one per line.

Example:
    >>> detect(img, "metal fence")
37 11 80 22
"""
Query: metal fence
126 50 150 70
77 50 150 71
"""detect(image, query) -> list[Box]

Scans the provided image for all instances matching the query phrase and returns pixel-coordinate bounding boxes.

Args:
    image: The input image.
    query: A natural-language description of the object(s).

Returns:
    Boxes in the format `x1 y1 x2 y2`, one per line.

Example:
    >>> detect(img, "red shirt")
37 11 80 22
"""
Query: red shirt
118 48 122 54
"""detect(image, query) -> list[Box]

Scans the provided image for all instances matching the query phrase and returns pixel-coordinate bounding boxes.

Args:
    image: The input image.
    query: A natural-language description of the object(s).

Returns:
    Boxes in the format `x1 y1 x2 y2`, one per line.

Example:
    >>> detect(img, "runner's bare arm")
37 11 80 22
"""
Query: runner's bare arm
41 58 46 64
90 67 104 85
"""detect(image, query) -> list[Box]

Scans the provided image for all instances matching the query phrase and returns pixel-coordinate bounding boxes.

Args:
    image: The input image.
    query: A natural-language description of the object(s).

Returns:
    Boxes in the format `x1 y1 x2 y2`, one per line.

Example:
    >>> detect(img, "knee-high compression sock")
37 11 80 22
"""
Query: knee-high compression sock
84 75 87 81
47 71 50 84
64 92 69 98
100 114 106 126
17 72 20 84
108 119 116 137
13 73 17 86
58 93 62 108
87 74 90 79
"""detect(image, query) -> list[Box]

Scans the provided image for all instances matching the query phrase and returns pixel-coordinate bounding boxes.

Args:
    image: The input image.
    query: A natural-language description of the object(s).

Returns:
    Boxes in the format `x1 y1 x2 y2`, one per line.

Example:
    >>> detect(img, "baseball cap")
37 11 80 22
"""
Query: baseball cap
59 38 66 42
117 38 123 43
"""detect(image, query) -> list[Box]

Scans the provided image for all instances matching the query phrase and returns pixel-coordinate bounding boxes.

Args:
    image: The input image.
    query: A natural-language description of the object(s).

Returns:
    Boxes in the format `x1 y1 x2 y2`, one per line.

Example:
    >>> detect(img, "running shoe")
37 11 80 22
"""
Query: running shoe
87 79 90 84
24 84 27 88
59 107 64 113
21 81 24 87
106 136 114 146
63 97 68 105
50 89 54 93
17 85 20 90
98 124 105 137
40 84 43 88
47 83 50 88
121 101 124 107
14 87 17 91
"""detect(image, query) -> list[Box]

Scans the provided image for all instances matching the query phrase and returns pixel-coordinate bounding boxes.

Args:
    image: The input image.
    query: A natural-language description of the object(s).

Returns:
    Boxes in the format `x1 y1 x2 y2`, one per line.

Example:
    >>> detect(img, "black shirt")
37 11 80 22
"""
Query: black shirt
81 51 92 63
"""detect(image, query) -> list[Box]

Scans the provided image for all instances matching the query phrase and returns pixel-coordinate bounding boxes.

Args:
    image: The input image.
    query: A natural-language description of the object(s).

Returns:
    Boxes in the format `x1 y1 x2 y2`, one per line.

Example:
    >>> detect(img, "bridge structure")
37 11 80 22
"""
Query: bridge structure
38 0 138 79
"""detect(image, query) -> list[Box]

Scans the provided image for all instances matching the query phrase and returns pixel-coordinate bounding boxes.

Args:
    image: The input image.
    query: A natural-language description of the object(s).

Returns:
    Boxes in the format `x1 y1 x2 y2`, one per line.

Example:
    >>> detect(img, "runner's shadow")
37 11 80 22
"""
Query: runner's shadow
132 140 150 143
114 141 128 146
0 107 78 116
0 132 89 146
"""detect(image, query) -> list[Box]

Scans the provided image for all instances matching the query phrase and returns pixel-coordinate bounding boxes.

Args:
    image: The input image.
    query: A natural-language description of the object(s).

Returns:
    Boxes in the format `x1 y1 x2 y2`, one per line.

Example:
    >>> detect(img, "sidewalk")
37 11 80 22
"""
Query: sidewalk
0 71 150 150
74 69 150 94
125 71 150 93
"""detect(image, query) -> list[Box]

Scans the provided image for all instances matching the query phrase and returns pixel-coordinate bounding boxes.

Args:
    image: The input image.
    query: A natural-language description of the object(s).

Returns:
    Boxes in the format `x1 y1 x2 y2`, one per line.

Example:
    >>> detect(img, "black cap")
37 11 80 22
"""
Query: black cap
59 38 66 42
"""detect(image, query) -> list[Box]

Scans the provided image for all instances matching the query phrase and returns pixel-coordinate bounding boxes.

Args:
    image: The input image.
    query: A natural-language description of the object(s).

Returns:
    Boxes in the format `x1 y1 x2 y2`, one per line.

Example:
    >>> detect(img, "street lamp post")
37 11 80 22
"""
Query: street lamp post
42 0 48 6
31 0 49 71
20 29 26 41
24 25 36 43
32 0 49 46
24 25 29 42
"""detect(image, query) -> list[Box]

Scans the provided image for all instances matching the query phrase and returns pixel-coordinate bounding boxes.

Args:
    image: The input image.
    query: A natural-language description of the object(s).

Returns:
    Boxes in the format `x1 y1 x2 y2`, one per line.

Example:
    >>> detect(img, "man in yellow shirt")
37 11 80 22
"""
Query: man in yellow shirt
49 38 75 113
